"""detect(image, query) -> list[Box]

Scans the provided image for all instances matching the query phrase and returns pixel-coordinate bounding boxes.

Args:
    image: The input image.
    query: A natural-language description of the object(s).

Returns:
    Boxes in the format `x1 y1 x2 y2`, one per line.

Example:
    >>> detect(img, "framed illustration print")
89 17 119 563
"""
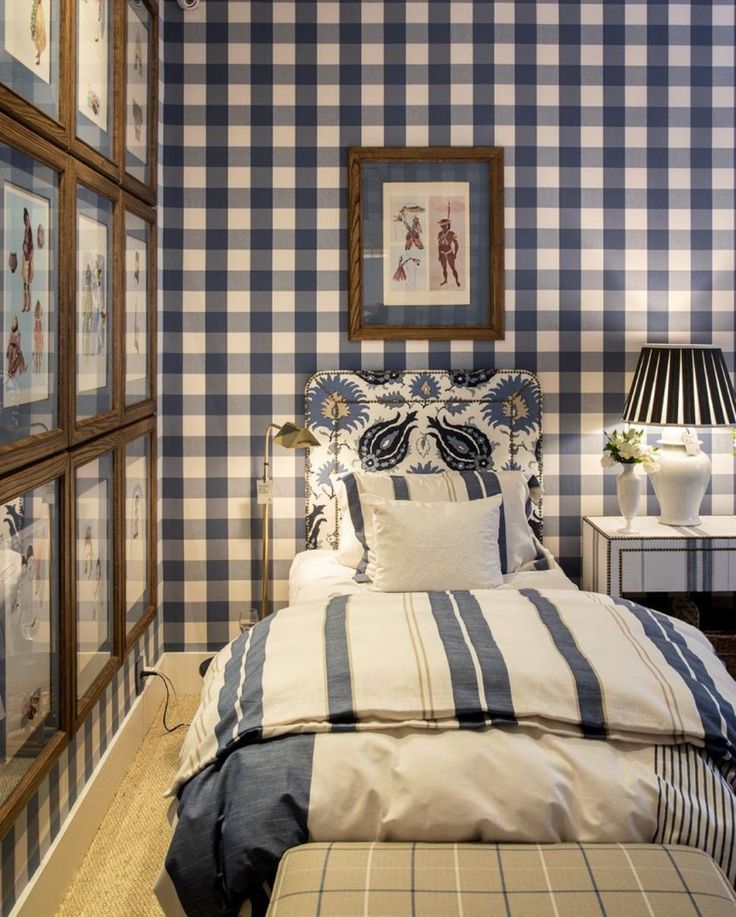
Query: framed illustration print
0 123 65 473
74 0 117 174
0 454 65 833
0 0 67 145
123 0 156 199
73 446 115 720
123 199 154 416
123 420 154 646
74 168 117 436
347 147 505 340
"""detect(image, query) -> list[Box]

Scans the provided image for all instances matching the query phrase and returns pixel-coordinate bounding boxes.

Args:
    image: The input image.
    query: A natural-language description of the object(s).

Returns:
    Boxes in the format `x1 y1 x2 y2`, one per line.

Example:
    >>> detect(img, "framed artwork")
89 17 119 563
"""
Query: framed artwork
347 147 505 340
0 455 64 824
123 0 156 197
0 130 63 472
75 0 115 168
123 423 153 643
75 173 116 432
74 448 114 717
123 201 153 412
0 0 67 144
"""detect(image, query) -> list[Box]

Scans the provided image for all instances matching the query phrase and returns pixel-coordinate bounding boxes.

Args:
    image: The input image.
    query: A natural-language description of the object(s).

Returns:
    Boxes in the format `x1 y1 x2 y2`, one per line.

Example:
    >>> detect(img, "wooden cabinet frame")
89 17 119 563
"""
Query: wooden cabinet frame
70 159 121 444
121 193 156 424
0 0 158 192
0 0 158 841
69 0 122 182
120 415 156 653
0 0 72 149
0 453 71 836
0 111 70 475
121 0 158 204
69 434 120 729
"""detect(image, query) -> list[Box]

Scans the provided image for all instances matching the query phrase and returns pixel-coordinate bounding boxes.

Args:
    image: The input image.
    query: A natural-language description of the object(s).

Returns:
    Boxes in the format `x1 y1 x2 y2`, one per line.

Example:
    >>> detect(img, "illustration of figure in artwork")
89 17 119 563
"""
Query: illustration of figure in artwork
82 256 106 358
391 199 462 289
6 207 46 382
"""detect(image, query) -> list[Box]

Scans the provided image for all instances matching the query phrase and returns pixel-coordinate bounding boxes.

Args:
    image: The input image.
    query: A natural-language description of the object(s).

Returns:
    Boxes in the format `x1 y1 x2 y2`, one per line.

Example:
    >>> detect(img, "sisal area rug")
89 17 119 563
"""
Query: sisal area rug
55 694 199 917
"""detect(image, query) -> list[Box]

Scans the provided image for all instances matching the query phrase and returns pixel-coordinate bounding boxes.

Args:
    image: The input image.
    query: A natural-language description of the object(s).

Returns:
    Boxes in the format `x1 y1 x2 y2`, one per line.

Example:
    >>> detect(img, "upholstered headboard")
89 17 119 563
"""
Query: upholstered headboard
304 370 543 550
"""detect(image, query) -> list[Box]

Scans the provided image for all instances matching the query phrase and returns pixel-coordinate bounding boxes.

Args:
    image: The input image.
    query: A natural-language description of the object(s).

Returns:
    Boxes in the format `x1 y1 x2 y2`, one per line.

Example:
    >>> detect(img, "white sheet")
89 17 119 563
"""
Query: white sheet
288 547 578 605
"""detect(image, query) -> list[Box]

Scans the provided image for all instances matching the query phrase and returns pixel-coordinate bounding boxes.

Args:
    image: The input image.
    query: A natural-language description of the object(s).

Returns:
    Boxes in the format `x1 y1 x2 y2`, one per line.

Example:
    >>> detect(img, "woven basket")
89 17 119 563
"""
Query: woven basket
706 633 736 679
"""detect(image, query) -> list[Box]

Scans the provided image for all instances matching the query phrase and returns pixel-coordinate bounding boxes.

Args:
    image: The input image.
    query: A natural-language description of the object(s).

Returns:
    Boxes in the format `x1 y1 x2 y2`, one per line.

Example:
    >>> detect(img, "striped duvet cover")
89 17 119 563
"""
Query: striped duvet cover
157 588 736 917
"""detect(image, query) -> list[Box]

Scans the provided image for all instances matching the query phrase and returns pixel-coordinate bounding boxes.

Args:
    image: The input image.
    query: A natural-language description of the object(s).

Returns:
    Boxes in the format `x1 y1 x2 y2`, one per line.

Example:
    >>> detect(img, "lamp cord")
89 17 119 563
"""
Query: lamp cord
139 669 190 733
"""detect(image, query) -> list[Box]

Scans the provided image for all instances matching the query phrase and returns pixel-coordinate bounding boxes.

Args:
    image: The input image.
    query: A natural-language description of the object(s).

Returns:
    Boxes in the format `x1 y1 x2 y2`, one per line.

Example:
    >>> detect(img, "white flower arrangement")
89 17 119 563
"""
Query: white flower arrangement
601 427 660 473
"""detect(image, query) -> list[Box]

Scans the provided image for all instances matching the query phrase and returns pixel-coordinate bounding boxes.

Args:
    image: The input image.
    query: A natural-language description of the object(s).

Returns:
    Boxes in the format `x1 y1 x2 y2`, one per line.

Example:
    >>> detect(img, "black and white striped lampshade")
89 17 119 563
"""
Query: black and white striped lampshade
622 345 736 427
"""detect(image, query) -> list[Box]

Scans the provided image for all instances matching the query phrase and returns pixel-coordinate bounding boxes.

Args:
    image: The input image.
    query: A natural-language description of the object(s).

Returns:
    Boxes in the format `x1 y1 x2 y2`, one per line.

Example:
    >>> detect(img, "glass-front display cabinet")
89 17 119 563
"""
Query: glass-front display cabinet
0 456 65 825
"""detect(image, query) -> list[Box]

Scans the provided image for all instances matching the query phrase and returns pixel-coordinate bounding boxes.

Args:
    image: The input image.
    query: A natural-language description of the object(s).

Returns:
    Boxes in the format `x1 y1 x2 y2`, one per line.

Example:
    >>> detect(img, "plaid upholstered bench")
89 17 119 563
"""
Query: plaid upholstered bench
266 842 736 916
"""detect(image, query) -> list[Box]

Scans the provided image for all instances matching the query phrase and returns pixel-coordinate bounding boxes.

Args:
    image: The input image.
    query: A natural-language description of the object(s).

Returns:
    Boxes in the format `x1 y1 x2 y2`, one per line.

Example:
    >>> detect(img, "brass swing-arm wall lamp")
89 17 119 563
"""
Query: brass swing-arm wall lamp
260 421 319 618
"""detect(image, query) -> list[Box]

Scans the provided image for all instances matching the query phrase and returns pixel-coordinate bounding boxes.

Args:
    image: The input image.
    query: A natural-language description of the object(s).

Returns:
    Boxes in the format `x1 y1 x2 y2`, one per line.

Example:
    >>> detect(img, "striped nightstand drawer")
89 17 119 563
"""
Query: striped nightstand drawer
582 516 736 598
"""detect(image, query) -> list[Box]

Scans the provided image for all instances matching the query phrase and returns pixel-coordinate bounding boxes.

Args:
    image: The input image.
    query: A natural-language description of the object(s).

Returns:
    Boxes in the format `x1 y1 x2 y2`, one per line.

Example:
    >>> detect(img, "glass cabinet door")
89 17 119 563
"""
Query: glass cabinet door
0 140 60 458
75 182 114 426
75 451 114 708
0 473 60 804
75 0 115 161
124 209 150 407
0 0 64 142
124 432 150 637
124 0 153 188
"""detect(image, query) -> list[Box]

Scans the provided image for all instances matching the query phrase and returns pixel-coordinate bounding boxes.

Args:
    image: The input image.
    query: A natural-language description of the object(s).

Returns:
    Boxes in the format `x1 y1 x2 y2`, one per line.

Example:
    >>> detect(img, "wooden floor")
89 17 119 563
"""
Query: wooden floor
54 695 198 917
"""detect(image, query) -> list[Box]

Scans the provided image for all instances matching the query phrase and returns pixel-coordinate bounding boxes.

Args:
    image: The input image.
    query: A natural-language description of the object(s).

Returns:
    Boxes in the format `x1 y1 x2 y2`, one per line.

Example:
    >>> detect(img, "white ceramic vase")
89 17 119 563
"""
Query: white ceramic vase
616 463 642 533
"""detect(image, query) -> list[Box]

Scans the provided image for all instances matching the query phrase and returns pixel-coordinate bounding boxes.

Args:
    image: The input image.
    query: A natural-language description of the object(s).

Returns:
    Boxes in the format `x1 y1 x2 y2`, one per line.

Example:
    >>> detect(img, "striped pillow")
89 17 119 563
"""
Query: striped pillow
335 470 552 582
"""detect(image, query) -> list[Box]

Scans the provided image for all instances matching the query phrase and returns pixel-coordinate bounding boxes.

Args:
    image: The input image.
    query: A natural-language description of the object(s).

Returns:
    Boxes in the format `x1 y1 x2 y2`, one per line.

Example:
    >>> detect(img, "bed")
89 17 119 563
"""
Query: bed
156 370 736 917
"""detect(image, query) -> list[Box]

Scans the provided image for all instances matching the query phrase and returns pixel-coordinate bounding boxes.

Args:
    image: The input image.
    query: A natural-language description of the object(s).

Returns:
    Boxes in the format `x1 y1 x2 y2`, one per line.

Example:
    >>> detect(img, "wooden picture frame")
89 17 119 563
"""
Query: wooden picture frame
121 415 156 653
0 112 68 475
121 0 157 203
70 0 120 182
347 146 505 341
70 159 120 444
0 0 71 148
120 192 155 423
0 452 70 837
0 0 159 838
70 435 118 728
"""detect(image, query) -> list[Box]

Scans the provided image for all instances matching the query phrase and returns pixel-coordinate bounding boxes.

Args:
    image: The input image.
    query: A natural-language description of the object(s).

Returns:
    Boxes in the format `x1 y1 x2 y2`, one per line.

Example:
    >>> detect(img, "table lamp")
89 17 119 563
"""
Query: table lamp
260 421 319 617
622 344 736 526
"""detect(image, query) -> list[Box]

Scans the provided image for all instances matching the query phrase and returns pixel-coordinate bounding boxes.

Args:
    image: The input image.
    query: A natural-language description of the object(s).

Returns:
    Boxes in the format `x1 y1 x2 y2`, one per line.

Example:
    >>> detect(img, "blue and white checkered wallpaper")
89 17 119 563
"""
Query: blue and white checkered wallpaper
160 0 736 651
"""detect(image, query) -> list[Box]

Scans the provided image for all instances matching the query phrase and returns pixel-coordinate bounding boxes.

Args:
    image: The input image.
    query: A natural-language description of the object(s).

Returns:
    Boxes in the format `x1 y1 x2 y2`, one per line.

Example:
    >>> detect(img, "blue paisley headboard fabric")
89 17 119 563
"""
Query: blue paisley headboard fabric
304 370 543 551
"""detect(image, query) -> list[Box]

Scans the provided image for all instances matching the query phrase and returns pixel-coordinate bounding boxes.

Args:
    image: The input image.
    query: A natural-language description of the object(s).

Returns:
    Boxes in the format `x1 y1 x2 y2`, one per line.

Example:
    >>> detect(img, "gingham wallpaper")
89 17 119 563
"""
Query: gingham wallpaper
160 0 736 651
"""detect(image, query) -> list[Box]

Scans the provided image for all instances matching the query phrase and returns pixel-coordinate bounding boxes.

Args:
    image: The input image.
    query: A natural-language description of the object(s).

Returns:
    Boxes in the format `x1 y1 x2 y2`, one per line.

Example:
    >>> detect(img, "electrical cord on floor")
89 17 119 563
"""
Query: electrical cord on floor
140 669 191 733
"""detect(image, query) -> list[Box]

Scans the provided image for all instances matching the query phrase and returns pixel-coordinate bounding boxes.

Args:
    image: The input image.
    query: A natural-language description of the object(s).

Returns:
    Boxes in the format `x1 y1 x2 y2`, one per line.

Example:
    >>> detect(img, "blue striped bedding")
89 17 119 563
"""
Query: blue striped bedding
158 588 736 917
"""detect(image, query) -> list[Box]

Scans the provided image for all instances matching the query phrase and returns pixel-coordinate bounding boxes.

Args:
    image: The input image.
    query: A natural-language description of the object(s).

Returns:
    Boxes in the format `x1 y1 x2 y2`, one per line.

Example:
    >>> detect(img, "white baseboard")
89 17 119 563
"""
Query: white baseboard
11 667 166 917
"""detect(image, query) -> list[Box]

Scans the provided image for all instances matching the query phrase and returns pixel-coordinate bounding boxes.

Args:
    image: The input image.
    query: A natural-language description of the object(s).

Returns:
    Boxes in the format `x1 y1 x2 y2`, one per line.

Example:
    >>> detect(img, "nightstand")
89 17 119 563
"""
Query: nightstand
582 515 736 675
582 516 736 597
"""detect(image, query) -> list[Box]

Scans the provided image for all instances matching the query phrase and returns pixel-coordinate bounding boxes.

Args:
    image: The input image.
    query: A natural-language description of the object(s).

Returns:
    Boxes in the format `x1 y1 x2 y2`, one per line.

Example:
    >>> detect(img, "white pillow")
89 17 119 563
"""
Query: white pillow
334 469 552 578
362 494 504 592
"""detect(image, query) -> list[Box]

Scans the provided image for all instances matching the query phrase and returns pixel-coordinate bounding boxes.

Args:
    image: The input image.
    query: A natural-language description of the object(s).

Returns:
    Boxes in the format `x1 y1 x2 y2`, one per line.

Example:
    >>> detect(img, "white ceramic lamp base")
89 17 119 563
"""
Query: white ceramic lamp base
648 440 711 526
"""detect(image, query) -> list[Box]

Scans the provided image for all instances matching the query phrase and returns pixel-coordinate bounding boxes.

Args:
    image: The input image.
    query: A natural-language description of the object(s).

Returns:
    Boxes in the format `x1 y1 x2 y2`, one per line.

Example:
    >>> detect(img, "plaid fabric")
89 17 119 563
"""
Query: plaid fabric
267 842 736 917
